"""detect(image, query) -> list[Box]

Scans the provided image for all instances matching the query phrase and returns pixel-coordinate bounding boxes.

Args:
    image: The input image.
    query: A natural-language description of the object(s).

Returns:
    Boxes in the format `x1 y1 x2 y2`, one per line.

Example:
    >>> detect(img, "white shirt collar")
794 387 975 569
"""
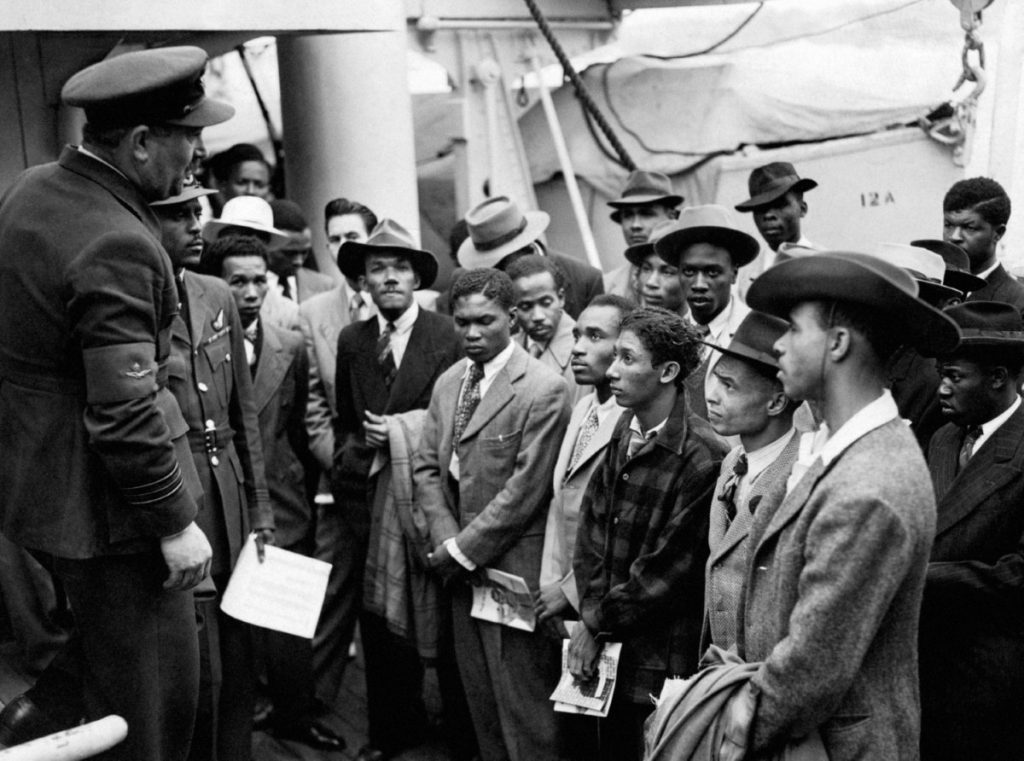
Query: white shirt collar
818 390 900 467
629 414 669 440
583 390 623 425
375 300 419 336
744 428 797 483
463 341 516 397
705 297 736 342
976 260 1001 281
973 395 1022 455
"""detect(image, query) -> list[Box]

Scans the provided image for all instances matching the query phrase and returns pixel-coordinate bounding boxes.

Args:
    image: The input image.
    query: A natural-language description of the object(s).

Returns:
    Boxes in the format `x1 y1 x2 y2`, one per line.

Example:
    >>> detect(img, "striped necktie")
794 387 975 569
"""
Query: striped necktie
377 321 398 387
957 425 983 472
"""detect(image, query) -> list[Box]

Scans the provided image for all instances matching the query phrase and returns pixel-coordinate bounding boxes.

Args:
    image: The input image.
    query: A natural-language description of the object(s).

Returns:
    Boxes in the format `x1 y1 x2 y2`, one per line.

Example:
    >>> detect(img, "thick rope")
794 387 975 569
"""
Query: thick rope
522 0 637 170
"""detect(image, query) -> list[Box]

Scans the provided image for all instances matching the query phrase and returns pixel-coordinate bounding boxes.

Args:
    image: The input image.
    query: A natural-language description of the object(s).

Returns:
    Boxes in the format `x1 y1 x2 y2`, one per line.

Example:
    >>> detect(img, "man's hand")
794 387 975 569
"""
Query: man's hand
254 528 275 562
533 583 571 623
161 522 213 591
427 542 464 584
363 411 389 449
568 623 601 681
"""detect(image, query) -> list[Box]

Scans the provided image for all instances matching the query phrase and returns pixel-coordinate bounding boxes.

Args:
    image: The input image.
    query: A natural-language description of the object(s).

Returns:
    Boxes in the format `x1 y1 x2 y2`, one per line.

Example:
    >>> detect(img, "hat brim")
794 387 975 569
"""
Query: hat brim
747 252 961 357
202 218 290 251
457 211 549 269
704 340 779 372
953 332 1024 349
624 241 655 267
944 270 987 293
608 194 684 221
338 242 439 290
917 280 964 306
163 97 235 128
655 226 760 268
735 178 818 211
151 186 219 207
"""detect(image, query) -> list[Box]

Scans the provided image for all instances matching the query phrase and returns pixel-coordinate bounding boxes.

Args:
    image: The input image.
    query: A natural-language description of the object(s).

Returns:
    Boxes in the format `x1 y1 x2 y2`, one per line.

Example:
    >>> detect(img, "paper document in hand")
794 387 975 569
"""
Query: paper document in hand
220 534 331 638
550 633 622 717
470 568 536 632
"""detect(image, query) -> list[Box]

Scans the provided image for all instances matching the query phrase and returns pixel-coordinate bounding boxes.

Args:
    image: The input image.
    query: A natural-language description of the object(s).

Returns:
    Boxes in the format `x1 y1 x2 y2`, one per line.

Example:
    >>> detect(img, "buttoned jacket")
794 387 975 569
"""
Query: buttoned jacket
0 147 197 557
414 344 570 586
739 419 935 761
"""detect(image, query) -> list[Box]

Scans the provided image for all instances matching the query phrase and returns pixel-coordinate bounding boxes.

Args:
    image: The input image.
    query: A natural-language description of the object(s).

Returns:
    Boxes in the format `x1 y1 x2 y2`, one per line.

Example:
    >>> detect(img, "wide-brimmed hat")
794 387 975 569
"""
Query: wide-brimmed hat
735 162 817 211
607 170 684 222
202 196 290 250
457 196 549 268
654 205 760 268
62 46 234 129
747 251 961 357
942 301 1024 350
623 219 679 267
873 243 963 305
910 239 987 294
150 180 218 207
339 218 438 289
705 310 789 373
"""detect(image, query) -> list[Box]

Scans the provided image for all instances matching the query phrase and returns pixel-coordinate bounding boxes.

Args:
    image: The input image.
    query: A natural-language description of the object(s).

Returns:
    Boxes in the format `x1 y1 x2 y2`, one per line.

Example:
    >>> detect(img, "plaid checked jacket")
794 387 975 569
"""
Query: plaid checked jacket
574 392 727 703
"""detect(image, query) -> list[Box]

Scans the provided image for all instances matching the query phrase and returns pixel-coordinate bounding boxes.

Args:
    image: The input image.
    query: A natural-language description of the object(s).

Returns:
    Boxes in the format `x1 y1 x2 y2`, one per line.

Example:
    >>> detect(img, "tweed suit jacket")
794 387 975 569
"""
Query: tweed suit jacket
967 263 1024 313
739 418 935 761
574 393 727 703
520 312 584 405
168 273 273 574
703 431 799 652
332 309 462 506
414 343 570 585
252 322 312 549
0 147 197 557
299 285 377 470
920 405 1024 759
539 392 624 612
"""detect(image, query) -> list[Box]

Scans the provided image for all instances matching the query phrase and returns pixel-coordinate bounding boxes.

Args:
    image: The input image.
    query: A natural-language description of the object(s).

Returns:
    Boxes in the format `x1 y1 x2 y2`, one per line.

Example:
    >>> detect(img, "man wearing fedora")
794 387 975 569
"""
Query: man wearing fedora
458 195 603 320
942 177 1024 312
0 47 231 759
333 220 462 761
702 311 799 653
202 195 298 331
920 301 1024 761
734 162 820 302
604 170 683 304
655 205 758 420
737 252 959 760
623 220 689 319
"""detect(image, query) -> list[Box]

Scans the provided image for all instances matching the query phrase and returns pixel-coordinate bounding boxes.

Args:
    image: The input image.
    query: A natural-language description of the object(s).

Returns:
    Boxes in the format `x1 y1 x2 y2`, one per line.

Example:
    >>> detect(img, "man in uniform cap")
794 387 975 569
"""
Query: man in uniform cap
655 204 759 420
0 46 232 761
603 170 683 304
921 301 1024 761
735 252 959 760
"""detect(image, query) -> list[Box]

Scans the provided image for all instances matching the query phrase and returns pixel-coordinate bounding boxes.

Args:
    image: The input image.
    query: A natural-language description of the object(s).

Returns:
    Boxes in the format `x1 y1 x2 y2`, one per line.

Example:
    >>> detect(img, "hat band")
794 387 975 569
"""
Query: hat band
472 217 528 252
959 328 1024 340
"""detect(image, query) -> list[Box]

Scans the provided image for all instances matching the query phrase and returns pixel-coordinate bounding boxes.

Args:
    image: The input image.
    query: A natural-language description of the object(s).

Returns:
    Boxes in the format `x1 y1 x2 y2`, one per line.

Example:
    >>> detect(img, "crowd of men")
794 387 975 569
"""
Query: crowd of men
0 44 1022 761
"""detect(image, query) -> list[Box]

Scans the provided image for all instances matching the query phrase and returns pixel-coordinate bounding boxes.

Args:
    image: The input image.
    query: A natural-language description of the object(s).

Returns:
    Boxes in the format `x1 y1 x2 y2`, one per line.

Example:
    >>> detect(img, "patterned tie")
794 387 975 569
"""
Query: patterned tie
718 452 749 522
349 292 365 324
529 342 545 359
243 319 259 372
453 362 485 443
568 406 601 473
957 425 983 472
377 321 398 387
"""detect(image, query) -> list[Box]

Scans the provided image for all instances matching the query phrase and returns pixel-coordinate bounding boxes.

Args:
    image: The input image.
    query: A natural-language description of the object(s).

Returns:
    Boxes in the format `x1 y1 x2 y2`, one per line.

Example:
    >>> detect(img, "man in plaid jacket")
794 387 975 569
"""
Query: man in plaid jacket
570 307 727 761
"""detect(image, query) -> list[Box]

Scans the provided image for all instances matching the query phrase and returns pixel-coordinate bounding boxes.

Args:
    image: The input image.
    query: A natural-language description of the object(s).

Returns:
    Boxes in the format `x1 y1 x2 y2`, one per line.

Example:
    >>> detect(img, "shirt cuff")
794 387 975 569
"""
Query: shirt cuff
445 538 477 571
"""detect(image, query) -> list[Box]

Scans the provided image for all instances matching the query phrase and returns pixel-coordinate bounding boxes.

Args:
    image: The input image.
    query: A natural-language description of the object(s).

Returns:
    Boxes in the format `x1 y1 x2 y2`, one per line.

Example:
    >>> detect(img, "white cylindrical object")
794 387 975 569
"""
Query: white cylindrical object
0 715 128 761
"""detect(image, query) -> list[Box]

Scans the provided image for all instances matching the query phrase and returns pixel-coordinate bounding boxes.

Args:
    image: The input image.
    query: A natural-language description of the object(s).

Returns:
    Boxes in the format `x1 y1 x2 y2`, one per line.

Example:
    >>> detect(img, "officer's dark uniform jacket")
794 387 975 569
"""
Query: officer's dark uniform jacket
169 271 272 575
0 147 199 557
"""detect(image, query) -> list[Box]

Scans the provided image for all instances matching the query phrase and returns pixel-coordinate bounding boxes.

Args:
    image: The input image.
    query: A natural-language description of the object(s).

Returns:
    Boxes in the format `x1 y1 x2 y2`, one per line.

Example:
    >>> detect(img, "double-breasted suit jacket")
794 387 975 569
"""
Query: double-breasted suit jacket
540 393 624 612
703 433 799 652
168 272 272 575
251 322 311 550
921 405 1024 760
739 418 935 761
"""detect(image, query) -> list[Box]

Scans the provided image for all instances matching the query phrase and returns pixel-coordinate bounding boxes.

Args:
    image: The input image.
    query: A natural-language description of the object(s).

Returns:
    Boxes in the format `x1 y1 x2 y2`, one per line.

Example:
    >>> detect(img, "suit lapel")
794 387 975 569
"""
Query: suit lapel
459 347 526 442
755 456 827 550
565 402 621 479
183 273 209 346
252 325 287 413
386 313 439 413
553 397 589 486
547 315 575 373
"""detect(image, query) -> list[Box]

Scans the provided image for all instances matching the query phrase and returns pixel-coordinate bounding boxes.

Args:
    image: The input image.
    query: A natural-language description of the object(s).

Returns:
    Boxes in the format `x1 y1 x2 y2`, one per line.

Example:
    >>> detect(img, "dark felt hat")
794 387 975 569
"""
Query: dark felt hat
942 301 1024 349
747 251 961 357
62 46 234 128
705 310 788 372
873 243 964 306
607 170 684 221
654 205 760 268
735 162 817 211
623 219 680 267
910 239 987 293
339 218 438 289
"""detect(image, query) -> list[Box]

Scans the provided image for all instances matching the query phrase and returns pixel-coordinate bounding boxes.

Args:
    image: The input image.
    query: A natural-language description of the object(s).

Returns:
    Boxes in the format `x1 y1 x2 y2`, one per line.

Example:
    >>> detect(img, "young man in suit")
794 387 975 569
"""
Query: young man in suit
0 48 228 758
921 301 1024 761
702 310 799 652
571 307 727 761
333 219 462 761
507 254 584 404
414 268 571 761
655 205 759 420
943 177 1024 311
269 198 335 304
741 252 960 760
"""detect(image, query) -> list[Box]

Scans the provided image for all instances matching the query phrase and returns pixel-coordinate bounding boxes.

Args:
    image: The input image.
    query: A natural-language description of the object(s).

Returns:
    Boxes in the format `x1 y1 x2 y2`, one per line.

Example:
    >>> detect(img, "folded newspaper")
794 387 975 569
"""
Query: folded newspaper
549 623 622 717
470 568 536 632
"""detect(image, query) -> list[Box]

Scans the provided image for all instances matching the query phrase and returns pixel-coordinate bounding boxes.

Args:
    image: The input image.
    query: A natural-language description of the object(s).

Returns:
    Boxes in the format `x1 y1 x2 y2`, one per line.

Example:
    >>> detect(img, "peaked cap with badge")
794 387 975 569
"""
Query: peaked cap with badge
654 204 760 268
607 170 684 222
734 162 817 212
457 196 549 268
747 250 961 357
62 45 234 128
338 218 439 289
